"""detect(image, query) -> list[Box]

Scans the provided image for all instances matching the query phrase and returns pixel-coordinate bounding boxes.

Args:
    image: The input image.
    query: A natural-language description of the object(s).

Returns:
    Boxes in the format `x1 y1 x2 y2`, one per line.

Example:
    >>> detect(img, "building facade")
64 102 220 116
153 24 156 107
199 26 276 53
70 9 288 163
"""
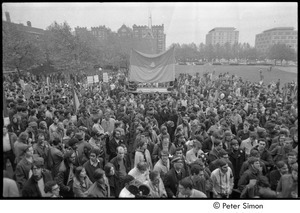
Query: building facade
90 25 110 40
206 27 239 46
2 12 45 39
255 27 298 53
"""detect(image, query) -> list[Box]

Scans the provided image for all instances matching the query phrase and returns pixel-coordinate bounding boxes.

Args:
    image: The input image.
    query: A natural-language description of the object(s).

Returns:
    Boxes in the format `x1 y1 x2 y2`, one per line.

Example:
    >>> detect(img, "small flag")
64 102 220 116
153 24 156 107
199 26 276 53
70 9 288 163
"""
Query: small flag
3 90 10 126
73 87 80 113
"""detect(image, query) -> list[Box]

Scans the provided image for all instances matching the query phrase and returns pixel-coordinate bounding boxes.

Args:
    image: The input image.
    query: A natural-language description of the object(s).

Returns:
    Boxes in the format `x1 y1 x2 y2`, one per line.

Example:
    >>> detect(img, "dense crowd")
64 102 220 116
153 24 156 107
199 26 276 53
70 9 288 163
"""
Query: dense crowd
3 69 298 198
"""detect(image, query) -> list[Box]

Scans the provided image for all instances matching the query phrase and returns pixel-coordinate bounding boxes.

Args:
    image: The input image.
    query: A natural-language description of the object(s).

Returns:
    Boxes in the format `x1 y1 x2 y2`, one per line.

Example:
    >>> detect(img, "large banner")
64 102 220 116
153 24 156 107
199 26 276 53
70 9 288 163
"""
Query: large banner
129 47 175 83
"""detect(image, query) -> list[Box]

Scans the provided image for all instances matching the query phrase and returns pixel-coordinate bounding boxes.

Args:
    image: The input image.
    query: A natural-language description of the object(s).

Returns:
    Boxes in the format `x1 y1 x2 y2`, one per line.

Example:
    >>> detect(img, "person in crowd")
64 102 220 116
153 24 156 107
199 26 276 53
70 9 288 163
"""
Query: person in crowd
3 125 18 171
164 157 188 198
83 148 104 183
210 159 234 198
86 168 109 198
240 131 258 158
48 138 64 178
108 128 125 161
186 139 204 165
269 161 289 191
134 139 153 170
228 139 246 188
152 134 176 164
177 176 207 198
104 162 120 197
55 150 76 198
3 170 20 197
72 166 93 197
240 175 277 198
276 163 298 198
22 157 53 197
14 132 30 164
238 157 264 193
110 146 131 189
153 150 170 181
144 170 167 198
44 180 62 198
15 145 34 191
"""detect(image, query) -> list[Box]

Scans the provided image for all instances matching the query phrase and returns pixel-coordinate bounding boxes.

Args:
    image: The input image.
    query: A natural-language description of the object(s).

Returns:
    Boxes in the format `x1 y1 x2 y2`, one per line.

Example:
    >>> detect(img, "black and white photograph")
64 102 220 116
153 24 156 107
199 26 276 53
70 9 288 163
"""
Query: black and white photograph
2 2 298 206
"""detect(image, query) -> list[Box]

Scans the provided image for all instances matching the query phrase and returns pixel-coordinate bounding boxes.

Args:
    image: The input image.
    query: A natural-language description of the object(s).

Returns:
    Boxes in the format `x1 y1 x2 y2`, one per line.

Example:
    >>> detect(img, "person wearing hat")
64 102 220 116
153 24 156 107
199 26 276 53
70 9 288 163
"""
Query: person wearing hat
163 156 188 198
22 156 53 197
210 158 234 198
228 139 246 188
240 131 258 159
15 145 34 191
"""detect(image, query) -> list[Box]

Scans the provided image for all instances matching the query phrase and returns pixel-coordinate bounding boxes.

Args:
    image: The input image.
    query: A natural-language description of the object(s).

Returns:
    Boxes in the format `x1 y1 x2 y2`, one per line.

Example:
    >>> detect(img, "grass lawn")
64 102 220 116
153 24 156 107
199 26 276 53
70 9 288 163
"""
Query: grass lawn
175 65 298 88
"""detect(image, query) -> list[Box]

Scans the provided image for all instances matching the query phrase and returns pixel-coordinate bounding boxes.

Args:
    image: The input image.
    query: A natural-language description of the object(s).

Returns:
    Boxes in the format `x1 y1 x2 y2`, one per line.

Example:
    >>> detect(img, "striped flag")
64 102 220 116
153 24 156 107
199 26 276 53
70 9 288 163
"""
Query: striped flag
73 87 80 113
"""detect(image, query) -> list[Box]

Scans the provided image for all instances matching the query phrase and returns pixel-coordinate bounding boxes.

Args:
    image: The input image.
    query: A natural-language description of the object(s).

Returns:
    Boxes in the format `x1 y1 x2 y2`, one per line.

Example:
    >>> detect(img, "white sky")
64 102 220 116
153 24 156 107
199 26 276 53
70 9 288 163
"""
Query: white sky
2 2 298 48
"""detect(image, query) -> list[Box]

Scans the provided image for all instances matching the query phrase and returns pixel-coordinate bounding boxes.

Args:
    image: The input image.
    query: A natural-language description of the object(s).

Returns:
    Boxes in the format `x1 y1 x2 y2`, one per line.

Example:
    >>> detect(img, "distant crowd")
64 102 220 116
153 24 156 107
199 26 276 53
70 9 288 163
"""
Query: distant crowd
3 68 298 198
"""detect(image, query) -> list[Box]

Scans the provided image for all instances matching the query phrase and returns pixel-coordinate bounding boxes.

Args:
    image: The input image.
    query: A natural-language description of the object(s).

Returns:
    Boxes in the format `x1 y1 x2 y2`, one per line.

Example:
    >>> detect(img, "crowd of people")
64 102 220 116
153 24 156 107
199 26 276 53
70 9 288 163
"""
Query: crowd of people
3 68 298 198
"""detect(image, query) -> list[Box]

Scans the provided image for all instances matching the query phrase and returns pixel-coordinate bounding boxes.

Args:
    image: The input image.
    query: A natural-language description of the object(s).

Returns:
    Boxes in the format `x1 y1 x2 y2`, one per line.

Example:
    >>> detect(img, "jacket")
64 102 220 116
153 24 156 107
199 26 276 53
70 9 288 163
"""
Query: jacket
110 157 131 178
15 157 33 191
276 174 298 198
163 168 187 198
87 182 109 198
151 141 176 164
83 160 103 183
134 148 153 169
22 170 53 197
228 148 246 185
238 166 262 192
55 161 74 197
72 176 93 197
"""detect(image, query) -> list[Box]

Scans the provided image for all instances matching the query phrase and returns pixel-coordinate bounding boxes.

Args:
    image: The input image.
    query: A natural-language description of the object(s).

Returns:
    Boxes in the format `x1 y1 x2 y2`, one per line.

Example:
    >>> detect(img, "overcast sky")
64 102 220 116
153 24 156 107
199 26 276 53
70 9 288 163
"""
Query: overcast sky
2 2 298 48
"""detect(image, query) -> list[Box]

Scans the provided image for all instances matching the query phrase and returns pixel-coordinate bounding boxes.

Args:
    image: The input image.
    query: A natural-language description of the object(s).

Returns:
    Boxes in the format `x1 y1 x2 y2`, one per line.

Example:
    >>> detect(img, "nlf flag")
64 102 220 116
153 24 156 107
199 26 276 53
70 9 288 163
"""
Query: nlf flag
129 47 175 83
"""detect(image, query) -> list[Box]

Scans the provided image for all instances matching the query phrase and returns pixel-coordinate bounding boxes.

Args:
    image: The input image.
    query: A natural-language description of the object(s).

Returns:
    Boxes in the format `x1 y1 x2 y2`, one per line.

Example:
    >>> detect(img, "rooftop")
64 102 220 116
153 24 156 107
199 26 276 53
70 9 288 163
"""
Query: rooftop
263 27 295 33
208 27 237 33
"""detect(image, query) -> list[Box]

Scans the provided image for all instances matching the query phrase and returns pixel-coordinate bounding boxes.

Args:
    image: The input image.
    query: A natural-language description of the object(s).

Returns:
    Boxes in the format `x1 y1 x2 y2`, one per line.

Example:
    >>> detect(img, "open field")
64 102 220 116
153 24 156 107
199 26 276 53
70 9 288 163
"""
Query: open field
175 65 298 88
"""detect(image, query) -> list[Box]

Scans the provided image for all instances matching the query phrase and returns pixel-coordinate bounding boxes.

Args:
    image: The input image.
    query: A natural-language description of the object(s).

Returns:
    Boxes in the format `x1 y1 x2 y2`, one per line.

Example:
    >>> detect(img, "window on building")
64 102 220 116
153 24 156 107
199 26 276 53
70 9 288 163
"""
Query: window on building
278 32 283 35
285 32 291 35
281 36 286 39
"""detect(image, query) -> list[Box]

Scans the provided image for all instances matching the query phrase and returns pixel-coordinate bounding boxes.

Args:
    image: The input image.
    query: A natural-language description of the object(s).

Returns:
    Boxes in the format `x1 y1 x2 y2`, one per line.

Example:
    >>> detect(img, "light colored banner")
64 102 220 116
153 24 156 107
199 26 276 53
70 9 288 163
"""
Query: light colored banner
94 75 99 83
103 72 109 83
87 76 94 84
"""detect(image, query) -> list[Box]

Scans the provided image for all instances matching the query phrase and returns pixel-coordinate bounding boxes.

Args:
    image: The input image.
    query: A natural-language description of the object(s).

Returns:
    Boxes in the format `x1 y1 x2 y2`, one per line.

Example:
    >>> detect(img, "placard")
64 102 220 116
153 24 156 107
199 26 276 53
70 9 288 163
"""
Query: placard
103 72 109 83
94 75 99 83
87 76 94 84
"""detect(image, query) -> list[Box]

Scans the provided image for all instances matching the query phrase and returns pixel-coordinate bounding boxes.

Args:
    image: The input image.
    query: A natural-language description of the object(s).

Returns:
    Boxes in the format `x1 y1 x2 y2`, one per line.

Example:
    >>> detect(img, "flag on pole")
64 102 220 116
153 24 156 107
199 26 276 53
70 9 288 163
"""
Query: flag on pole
129 47 175 83
3 90 10 126
73 87 80 113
